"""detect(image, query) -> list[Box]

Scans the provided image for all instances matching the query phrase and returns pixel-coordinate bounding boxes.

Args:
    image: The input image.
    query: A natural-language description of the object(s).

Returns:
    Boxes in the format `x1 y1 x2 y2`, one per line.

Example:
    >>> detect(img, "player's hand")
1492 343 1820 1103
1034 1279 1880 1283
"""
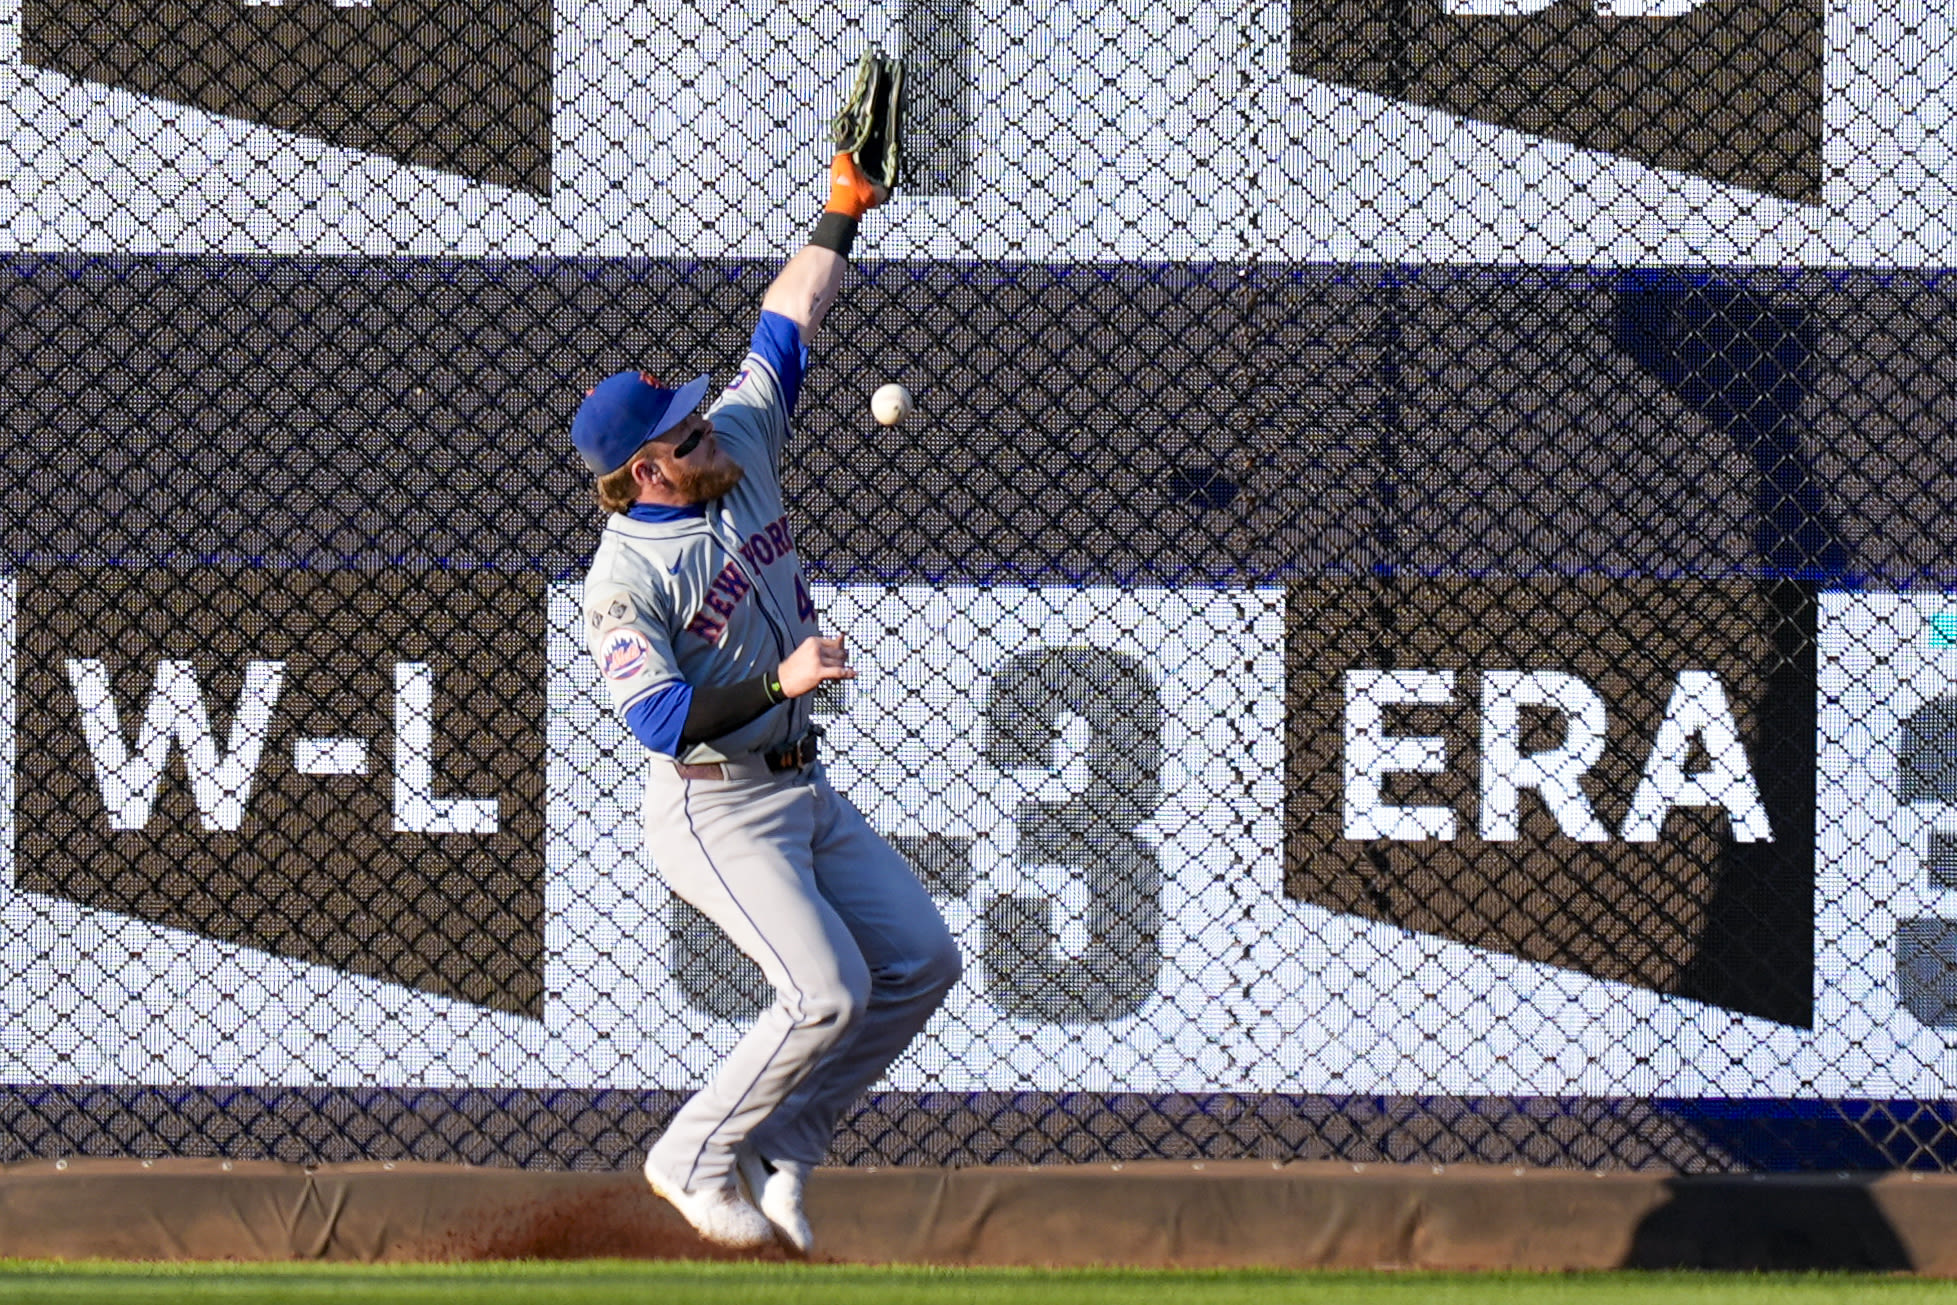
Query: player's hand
778 634 857 699
826 152 888 218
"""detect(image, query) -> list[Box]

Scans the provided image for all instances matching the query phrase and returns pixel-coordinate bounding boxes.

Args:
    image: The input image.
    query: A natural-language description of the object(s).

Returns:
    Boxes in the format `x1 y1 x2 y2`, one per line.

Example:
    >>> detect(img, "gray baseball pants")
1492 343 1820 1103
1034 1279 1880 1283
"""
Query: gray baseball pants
642 757 961 1192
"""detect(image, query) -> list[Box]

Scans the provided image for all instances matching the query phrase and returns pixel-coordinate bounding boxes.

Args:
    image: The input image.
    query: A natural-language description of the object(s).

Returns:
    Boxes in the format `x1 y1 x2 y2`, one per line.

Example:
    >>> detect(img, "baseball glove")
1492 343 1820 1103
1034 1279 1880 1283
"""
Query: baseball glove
831 47 906 191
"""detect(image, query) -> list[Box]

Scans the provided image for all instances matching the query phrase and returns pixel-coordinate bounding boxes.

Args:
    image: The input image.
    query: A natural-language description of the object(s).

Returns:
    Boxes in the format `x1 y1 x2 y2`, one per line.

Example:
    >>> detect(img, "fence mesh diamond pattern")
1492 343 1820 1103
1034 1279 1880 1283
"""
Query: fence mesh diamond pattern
4 0 1957 1175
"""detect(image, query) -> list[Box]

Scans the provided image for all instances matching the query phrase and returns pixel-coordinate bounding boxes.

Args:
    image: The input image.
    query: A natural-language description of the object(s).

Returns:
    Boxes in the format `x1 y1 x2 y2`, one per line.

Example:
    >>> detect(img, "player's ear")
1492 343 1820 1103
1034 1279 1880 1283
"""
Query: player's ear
631 452 663 488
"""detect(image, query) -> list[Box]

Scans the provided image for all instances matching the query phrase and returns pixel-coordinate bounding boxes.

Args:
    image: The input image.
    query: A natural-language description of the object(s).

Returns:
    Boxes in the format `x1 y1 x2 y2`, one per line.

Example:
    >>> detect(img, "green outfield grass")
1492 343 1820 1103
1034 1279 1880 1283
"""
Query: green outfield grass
1 1261 1954 1304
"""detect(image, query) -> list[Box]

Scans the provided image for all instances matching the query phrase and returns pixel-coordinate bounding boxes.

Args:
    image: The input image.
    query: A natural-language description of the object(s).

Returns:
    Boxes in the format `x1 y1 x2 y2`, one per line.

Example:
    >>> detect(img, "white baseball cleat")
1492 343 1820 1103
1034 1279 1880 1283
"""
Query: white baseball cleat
644 1155 776 1249
737 1150 814 1255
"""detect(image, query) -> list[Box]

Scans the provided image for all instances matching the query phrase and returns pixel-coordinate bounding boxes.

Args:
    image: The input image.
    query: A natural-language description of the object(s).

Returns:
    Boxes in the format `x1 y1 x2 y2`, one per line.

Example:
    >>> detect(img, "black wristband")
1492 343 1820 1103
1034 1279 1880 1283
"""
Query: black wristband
810 211 859 258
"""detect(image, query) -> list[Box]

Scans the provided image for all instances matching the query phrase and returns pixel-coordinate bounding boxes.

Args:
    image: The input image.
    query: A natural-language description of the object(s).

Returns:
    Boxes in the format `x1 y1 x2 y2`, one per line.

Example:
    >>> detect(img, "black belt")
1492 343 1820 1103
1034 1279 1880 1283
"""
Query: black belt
762 734 819 772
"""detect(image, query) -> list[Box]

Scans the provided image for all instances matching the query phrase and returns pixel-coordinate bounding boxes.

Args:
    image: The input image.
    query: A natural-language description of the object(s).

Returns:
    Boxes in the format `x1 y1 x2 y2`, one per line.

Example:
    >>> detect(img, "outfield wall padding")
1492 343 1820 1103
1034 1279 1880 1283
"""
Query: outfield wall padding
2 1159 1955 1273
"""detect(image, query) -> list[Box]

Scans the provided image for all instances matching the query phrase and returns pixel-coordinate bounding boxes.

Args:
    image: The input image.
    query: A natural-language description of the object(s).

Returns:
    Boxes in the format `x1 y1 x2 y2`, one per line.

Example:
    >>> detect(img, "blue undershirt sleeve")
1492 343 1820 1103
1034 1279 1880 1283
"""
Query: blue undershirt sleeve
751 310 808 416
624 681 691 756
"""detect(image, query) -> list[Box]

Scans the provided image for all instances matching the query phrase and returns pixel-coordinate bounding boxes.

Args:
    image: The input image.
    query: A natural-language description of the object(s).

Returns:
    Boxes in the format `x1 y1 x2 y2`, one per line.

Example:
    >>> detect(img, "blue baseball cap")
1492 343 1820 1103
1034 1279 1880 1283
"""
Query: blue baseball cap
571 370 712 475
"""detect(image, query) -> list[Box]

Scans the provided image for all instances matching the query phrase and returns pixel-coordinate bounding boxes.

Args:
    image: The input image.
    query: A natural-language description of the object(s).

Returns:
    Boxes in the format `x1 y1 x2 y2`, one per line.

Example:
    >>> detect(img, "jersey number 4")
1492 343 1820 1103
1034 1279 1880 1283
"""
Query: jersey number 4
794 576 816 623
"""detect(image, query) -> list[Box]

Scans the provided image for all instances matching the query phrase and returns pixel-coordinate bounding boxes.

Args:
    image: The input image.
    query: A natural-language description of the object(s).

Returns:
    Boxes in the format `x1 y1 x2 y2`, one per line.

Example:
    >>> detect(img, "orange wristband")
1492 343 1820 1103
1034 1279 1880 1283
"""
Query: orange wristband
825 151 879 219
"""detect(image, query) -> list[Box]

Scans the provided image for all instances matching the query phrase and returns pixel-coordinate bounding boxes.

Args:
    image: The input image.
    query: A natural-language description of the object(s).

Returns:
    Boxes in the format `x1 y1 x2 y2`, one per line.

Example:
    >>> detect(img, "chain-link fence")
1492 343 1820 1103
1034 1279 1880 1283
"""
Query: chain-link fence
3 0 1957 1174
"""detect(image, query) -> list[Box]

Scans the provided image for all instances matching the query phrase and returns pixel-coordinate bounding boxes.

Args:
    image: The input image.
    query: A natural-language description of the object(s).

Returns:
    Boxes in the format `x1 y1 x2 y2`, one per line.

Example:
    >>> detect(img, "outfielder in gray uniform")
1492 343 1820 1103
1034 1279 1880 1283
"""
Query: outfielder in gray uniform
569 152 960 1253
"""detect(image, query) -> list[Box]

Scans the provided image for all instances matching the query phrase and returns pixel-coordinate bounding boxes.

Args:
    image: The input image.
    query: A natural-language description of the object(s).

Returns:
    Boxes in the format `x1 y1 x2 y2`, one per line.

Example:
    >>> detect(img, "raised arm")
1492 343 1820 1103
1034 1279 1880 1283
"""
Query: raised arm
760 152 887 345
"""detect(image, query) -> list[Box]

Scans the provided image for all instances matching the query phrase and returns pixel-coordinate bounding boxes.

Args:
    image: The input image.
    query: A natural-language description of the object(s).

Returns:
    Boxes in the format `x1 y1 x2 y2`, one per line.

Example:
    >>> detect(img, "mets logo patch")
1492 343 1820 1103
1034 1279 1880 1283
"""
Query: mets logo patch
598 628 653 681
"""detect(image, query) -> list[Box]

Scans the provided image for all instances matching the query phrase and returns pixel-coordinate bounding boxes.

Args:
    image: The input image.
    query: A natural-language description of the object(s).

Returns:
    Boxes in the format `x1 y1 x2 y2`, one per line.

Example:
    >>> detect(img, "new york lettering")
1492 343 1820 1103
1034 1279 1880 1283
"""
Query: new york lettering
685 515 796 642
685 562 756 642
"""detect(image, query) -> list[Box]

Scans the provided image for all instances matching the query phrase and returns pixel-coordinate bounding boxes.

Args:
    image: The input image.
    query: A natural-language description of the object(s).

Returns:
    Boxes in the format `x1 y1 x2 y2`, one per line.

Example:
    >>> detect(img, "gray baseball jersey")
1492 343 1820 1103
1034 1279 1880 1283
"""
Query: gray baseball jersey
576 308 960 1203
581 321 821 763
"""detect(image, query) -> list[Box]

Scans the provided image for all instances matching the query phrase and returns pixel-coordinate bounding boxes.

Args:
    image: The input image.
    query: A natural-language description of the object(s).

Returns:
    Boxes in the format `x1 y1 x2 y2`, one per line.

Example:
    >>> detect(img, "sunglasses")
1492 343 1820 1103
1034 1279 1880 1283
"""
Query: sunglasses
667 422 707 460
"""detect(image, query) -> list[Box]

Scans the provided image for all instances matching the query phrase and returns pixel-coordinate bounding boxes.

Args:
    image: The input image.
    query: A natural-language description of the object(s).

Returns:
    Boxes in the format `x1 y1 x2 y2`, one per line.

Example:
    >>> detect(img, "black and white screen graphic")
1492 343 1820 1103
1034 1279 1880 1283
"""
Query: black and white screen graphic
3 0 1957 1173
1290 0 1822 202
1284 576 1817 1027
14 565 546 1016
22 0 551 192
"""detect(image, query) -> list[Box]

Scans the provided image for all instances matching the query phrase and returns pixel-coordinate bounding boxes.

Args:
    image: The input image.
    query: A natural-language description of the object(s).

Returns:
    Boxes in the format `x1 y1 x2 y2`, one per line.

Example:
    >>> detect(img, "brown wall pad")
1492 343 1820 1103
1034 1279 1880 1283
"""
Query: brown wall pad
0 1158 788 1263
4 1158 1957 1273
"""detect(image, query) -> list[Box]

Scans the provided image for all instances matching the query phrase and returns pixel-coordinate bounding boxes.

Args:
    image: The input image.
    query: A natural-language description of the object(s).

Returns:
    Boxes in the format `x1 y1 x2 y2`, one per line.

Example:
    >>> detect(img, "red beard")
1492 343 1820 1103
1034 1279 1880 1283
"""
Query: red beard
667 455 746 504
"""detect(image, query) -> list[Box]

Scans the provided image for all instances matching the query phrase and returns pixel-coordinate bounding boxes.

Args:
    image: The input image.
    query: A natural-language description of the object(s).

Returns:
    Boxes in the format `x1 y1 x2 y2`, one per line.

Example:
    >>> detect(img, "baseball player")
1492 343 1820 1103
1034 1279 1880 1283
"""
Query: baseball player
569 148 961 1254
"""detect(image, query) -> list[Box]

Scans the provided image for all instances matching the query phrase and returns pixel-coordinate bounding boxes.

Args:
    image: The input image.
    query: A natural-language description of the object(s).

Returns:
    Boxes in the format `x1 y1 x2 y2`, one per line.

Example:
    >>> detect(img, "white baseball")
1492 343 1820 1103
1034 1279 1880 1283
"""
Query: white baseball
871 382 913 426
